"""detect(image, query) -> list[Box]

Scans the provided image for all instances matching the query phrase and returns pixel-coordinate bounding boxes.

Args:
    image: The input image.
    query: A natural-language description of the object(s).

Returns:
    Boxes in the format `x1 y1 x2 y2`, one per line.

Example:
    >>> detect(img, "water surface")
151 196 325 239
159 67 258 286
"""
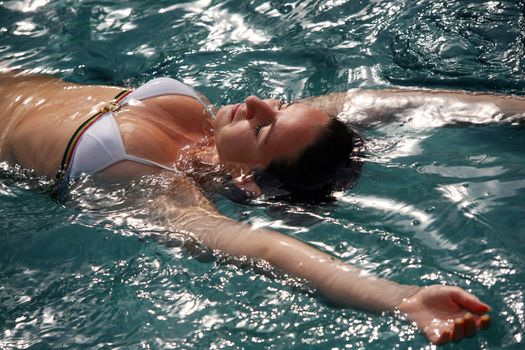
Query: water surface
1 1 524 349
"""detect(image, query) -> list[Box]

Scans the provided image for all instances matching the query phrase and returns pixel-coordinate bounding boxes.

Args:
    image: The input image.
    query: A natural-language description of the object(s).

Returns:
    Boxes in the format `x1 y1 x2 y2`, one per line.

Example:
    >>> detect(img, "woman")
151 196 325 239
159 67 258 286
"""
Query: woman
0 71 357 198
0 69 499 345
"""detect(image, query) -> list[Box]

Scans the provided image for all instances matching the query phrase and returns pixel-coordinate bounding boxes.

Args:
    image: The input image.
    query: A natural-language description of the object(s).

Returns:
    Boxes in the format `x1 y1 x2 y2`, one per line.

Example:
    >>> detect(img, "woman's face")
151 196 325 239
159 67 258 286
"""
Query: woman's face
214 96 329 168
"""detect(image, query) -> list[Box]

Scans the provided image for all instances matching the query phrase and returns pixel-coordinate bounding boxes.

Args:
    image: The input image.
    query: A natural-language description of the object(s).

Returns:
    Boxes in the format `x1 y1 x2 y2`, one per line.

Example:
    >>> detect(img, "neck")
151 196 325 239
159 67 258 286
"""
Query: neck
179 139 263 196
176 137 221 174
175 138 239 195
177 137 259 187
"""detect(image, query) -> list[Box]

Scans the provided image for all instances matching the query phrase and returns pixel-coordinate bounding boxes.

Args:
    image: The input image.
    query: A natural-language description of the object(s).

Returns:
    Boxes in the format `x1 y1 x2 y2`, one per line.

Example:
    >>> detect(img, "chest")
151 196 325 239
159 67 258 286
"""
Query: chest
115 95 213 164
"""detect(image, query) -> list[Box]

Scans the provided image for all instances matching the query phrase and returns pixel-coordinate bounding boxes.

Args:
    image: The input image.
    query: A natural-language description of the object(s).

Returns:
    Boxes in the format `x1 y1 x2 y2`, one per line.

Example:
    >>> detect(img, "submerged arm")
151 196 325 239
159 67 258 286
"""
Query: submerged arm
150 178 408 310
150 175 491 344
303 88 525 127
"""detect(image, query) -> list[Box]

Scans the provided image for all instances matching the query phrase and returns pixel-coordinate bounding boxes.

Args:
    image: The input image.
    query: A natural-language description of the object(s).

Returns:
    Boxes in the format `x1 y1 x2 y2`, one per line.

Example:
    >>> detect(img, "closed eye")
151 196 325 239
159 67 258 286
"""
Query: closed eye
278 101 297 110
254 121 272 136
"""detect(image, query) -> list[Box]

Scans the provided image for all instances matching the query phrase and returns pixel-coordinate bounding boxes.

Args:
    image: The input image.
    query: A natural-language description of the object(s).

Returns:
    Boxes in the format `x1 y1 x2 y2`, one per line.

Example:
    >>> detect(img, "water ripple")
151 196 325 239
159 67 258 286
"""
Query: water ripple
1 1 524 348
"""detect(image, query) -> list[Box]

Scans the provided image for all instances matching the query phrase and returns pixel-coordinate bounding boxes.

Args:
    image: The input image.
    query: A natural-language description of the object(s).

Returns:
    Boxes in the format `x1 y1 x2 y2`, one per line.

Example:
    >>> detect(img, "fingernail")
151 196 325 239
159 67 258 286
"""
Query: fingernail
464 312 473 319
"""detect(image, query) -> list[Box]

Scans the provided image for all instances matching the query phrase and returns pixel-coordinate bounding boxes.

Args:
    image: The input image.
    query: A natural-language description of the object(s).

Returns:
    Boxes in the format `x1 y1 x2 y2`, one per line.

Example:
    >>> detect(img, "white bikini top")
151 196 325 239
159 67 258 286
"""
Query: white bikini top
64 77 214 182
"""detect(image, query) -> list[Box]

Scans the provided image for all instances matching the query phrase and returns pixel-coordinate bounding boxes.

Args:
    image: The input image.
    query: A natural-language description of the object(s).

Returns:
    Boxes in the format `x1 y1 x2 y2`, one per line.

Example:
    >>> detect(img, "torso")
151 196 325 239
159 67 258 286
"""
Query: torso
0 73 214 180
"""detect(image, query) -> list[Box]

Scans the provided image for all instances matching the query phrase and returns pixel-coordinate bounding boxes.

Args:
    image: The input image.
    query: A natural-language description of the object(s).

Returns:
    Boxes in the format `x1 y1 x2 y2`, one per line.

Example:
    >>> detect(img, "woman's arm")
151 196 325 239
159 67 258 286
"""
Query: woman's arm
150 176 491 344
303 88 525 127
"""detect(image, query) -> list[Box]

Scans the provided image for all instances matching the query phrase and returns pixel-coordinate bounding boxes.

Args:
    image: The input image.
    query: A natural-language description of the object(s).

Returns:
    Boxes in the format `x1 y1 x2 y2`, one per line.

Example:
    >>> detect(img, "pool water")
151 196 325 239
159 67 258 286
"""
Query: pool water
1 0 524 349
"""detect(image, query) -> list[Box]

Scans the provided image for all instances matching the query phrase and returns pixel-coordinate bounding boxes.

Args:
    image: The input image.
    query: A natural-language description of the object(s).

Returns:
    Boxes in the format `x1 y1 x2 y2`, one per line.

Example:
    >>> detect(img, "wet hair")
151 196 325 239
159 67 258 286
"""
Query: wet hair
255 117 363 202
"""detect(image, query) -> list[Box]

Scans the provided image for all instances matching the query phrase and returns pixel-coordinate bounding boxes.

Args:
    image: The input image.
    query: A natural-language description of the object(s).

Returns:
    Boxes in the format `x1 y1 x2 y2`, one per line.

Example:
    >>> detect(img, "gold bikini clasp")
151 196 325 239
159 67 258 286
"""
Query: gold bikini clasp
100 100 120 114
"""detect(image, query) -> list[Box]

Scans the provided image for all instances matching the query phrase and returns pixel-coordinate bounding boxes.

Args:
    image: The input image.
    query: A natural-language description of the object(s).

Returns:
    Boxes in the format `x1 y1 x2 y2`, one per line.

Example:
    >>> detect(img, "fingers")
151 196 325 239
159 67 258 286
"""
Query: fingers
429 313 490 345
478 314 492 330
463 313 477 337
451 318 465 342
450 288 491 314
448 288 492 340
450 312 490 343
431 329 451 345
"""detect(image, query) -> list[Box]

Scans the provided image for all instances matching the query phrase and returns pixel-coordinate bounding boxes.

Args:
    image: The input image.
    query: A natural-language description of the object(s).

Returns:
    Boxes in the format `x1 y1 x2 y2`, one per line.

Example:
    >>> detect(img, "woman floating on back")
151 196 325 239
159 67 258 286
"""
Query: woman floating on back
4 68 520 344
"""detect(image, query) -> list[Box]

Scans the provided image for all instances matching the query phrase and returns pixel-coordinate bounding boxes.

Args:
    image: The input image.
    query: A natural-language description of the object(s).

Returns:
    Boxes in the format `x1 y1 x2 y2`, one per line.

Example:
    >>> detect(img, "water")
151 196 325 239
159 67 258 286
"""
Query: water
1 0 524 348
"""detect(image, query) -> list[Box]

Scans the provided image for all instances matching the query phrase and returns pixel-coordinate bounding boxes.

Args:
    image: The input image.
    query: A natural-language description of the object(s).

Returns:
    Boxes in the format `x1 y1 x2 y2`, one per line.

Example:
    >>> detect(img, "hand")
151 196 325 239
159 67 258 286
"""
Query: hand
398 285 491 345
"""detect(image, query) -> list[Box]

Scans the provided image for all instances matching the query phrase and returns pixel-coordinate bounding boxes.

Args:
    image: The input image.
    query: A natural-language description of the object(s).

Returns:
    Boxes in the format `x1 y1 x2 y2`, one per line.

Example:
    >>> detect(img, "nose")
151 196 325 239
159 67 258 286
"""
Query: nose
245 95 276 121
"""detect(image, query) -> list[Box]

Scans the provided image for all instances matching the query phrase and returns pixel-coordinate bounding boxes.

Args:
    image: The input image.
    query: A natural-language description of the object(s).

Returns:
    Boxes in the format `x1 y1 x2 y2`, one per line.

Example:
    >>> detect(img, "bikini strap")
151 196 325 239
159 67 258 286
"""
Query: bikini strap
123 154 180 173
56 89 132 185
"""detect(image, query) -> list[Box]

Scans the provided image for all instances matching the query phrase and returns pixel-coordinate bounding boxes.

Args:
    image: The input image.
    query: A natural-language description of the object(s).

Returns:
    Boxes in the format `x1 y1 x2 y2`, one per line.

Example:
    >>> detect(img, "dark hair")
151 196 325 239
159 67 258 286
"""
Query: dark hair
255 117 363 201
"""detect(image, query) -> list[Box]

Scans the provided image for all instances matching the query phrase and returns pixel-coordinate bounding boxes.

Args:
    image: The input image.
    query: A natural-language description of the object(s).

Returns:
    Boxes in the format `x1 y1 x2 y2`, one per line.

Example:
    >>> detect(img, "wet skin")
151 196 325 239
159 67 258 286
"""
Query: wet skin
0 72 494 345
213 96 330 169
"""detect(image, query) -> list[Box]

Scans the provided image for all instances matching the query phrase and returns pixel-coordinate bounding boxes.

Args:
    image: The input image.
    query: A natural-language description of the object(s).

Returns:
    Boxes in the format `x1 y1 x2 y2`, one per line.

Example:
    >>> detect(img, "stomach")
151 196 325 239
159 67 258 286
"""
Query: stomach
0 75 122 176
0 1 524 349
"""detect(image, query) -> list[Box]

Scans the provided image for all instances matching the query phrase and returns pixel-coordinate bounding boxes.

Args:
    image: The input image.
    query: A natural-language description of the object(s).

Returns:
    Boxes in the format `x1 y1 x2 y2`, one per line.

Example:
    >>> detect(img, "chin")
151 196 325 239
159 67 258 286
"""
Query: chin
214 105 232 130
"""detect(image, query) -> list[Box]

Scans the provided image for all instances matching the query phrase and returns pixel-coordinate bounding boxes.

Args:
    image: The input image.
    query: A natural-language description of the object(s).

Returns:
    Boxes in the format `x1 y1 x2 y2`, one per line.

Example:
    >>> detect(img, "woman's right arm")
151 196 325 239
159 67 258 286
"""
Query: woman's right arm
149 176 491 344
303 88 525 126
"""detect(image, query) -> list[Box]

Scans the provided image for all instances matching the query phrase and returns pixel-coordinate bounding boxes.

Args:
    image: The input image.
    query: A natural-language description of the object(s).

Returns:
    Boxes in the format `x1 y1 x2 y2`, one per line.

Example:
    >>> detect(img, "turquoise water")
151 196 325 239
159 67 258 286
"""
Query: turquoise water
1 0 525 349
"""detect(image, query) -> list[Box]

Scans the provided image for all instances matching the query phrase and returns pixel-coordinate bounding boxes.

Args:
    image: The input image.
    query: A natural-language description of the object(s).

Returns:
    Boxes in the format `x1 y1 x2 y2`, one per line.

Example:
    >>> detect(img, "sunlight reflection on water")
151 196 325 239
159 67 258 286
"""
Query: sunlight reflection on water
1 0 524 348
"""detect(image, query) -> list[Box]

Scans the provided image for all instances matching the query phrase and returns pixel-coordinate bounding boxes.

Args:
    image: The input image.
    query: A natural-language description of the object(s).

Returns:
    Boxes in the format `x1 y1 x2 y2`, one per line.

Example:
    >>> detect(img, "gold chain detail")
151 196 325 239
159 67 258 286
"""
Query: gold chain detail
99 100 120 113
